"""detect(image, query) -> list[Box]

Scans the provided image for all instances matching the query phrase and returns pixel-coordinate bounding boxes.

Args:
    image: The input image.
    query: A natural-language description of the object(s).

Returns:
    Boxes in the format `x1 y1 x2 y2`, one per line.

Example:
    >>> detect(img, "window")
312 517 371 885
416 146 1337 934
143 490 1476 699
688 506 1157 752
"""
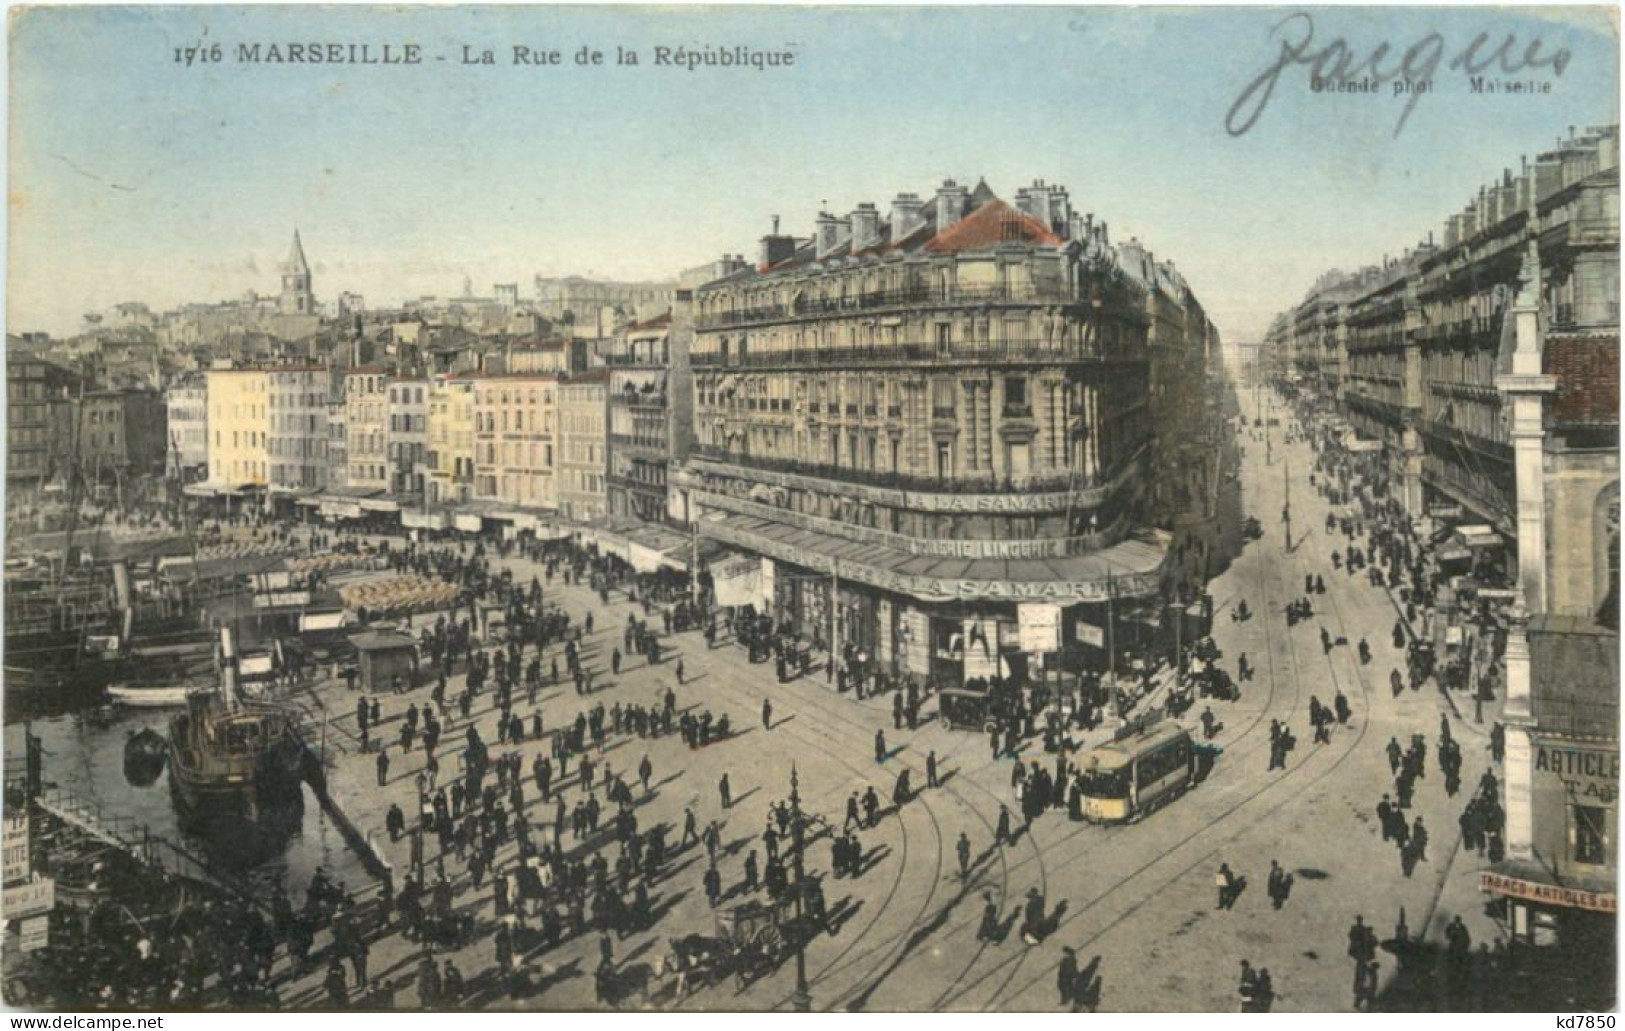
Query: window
936 442 952 479
1005 376 1028 409
1571 804 1608 865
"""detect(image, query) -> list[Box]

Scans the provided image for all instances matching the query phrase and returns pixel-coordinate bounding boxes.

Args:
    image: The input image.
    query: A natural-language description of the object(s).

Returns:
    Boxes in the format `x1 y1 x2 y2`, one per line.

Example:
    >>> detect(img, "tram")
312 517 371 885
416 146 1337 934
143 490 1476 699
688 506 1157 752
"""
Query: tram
1077 722 1195 823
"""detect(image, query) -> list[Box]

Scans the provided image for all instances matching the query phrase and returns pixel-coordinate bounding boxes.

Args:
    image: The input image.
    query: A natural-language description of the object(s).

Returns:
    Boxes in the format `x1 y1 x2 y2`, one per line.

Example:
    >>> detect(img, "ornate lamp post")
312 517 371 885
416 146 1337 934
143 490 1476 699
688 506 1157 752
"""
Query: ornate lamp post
790 764 812 1012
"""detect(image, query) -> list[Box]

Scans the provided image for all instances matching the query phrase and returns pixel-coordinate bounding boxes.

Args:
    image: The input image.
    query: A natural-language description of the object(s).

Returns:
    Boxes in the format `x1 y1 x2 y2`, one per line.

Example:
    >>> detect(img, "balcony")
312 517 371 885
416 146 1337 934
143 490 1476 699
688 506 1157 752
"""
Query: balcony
691 444 1104 496
696 282 1084 329
690 337 1118 369
1002 402 1033 419
613 392 668 410
609 433 667 453
931 405 957 420
1551 300 1620 331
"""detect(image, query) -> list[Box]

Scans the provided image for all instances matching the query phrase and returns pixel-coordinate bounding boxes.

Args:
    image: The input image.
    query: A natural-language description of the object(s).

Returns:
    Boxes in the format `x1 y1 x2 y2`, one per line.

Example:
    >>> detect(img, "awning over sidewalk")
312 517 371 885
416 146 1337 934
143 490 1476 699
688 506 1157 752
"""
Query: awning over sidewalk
697 511 1168 605
182 481 258 498
1481 865 1616 914
579 518 708 573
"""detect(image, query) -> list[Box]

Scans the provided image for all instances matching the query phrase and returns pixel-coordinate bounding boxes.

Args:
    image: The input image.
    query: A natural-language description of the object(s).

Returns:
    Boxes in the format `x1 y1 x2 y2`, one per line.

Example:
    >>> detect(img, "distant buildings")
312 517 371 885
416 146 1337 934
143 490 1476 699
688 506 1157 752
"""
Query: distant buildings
6 355 80 486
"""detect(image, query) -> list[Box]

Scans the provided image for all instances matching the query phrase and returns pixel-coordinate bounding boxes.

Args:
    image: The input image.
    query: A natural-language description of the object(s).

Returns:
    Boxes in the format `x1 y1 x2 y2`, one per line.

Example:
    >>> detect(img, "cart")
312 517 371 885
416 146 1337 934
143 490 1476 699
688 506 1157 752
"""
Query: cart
937 687 996 732
715 896 794 987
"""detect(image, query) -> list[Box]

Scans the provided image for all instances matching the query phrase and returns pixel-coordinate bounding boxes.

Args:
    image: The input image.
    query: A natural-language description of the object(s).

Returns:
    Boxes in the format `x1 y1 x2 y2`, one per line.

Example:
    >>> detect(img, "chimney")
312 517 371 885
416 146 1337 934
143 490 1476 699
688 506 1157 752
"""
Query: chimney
935 179 969 232
815 212 849 260
758 214 797 271
1048 185 1073 234
1015 180 1052 226
850 203 881 252
890 193 925 241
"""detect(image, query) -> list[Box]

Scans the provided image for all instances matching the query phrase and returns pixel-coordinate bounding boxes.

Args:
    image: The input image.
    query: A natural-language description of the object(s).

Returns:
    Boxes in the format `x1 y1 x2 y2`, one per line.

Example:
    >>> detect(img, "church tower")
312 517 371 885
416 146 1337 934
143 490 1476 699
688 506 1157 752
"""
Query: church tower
280 230 314 315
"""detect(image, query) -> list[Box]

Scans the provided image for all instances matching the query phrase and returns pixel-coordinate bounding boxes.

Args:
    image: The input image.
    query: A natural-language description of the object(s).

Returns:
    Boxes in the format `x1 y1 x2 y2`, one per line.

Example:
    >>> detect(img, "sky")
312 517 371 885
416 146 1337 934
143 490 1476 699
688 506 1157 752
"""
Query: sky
6 5 1618 342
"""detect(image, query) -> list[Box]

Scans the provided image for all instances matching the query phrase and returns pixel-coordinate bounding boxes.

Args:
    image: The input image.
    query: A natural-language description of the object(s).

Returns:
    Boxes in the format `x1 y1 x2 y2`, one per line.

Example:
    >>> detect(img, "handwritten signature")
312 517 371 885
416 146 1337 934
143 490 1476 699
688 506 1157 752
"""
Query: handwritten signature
1226 12 1572 137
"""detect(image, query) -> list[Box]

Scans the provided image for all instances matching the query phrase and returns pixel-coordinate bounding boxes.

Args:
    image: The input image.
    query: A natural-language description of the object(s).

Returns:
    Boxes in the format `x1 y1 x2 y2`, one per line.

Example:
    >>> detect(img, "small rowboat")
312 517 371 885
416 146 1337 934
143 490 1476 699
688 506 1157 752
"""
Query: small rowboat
107 683 193 708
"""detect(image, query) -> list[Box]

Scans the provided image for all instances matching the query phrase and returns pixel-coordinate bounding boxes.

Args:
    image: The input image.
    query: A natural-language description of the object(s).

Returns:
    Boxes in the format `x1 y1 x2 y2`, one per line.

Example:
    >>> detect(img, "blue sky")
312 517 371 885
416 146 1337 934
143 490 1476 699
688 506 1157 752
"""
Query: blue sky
7 5 1618 340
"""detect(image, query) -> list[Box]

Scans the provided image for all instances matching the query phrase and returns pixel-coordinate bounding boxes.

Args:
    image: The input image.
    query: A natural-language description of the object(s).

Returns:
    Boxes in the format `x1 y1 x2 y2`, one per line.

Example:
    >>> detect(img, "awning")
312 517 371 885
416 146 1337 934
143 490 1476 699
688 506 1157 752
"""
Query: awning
696 512 1168 605
1461 531 1505 550
1481 868 1615 914
402 510 449 530
1438 544 1473 564
183 482 252 498
359 497 400 513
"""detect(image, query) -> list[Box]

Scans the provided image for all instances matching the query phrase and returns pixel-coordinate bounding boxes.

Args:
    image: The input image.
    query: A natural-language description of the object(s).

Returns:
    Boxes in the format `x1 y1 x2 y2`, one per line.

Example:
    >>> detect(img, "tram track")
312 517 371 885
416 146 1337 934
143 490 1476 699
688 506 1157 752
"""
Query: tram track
939 399 1377 1010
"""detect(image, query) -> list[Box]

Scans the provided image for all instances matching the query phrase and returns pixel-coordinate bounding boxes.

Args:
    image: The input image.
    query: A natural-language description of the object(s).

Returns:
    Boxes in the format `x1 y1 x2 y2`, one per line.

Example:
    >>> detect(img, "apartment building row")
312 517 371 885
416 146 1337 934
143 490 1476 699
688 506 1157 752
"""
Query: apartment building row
183 359 630 527
1265 124 1620 964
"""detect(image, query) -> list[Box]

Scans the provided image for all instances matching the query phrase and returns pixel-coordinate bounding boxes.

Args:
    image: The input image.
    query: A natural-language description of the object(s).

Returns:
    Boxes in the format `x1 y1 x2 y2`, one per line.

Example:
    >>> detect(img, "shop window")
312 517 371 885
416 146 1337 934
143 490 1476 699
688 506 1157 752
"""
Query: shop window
1571 804 1608 865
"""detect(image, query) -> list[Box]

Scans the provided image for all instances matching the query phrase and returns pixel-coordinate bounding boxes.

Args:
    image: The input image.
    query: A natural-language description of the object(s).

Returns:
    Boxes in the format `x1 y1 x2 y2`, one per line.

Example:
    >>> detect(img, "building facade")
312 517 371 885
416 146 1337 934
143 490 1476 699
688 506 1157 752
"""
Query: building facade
205 368 270 486
75 390 166 482
388 377 430 498
165 375 209 482
686 178 1201 685
7 356 79 487
427 375 475 506
605 308 694 523
558 370 609 523
472 374 558 510
345 366 390 491
266 366 329 493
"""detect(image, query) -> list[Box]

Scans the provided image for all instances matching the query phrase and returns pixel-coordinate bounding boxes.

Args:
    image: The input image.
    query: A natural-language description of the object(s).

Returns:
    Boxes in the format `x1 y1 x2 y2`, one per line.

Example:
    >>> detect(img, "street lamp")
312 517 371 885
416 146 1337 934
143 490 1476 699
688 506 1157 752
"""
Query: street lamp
789 764 812 1012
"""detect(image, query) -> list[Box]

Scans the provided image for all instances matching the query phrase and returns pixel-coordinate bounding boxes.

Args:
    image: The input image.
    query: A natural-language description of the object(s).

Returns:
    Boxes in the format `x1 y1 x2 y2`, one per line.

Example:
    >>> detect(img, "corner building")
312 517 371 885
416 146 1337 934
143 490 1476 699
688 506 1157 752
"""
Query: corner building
689 178 1201 686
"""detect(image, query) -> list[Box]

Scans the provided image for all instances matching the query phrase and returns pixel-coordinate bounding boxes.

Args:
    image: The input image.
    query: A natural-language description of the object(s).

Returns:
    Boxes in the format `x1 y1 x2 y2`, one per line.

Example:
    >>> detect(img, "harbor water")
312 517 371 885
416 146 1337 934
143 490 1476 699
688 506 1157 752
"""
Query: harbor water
7 705 372 900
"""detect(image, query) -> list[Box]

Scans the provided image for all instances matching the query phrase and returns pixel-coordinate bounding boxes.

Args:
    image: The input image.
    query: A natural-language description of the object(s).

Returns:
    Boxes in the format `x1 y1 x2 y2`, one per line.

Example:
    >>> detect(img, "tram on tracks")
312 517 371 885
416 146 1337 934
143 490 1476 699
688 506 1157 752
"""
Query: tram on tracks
1077 721 1196 823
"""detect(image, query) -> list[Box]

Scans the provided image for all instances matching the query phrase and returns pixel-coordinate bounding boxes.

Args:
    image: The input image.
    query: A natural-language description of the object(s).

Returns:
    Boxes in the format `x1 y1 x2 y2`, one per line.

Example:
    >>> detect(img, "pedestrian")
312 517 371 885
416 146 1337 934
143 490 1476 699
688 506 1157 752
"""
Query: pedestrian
376 747 390 786
744 850 759 893
676 659 685 684
1058 946 1079 1009
1266 859 1293 910
977 892 1001 942
995 804 1013 846
762 697 773 731
1215 862 1241 910
926 750 939 789
324 957 349 1008
957 831 972 880
874 729 887 763
719 773 732 810
703 863 722 907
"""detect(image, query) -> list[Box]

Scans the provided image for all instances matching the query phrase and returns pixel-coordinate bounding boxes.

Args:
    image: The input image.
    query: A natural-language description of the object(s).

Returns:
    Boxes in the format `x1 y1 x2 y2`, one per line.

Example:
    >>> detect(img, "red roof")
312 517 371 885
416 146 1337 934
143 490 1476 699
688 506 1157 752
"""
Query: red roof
924 200 1064 254
1545 333 1619 427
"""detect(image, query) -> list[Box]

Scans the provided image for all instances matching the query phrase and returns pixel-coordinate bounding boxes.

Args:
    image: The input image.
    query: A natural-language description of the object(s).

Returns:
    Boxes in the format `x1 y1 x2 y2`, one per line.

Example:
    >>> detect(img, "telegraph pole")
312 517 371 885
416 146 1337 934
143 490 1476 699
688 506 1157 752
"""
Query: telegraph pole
1282 458 1294 553
828 557 840 684
789 764 812 1012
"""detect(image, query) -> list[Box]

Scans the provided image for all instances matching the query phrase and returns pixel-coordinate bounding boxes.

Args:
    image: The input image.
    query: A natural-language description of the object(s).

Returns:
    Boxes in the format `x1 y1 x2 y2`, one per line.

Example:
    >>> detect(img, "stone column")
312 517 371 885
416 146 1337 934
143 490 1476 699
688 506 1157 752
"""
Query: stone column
1495 241 1558 614
1501 605 1535 861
